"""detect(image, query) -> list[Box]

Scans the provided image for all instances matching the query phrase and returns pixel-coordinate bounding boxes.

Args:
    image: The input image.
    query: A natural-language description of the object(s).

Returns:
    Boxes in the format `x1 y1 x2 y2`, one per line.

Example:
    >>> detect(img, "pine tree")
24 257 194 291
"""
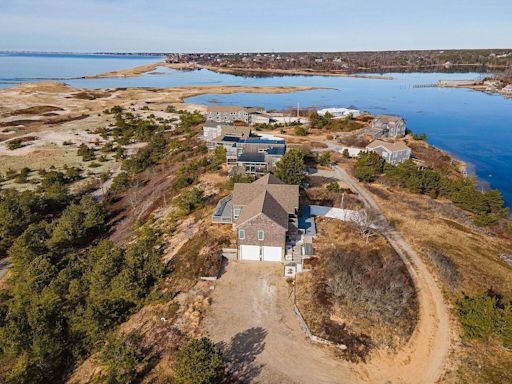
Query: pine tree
274 149 305 185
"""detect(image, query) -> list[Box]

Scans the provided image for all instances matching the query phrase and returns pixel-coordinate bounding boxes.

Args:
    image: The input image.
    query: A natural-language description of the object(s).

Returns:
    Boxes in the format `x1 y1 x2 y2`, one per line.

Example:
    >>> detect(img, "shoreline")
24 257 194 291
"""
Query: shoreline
166 63 395 80
437 80 512 98
81 61 395 80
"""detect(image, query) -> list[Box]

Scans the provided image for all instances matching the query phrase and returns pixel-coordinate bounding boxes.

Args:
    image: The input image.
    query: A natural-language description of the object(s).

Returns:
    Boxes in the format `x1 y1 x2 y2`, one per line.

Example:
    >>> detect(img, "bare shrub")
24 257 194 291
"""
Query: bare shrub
322 247 417 328
352 208 380 243
427 248 460 287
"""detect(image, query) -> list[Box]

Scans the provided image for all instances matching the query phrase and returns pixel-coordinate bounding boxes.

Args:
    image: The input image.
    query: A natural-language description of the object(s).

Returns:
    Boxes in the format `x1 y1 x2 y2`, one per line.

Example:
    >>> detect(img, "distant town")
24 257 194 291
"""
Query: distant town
167 49 512 74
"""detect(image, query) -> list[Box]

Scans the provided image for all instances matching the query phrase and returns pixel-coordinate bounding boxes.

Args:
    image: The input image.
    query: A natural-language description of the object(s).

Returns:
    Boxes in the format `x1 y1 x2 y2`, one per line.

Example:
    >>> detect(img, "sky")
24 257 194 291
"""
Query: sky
0 0 511 53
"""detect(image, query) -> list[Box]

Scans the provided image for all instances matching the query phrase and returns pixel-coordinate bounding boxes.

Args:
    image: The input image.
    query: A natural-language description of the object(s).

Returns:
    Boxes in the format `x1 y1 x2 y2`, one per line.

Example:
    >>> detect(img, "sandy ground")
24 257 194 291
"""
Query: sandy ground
0 258 10 283
203 262 361 384
0 82 317 174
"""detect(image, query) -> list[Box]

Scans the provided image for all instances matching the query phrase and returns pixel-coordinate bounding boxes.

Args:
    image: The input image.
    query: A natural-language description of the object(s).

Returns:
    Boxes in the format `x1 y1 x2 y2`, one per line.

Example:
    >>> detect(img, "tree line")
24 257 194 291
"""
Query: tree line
354 153 508 226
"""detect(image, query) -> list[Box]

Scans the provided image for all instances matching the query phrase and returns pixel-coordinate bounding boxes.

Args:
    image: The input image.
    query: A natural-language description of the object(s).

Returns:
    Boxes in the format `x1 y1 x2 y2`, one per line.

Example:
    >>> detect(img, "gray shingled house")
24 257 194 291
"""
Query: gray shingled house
212 174 299 262
370 115 407 138
206 106 251 124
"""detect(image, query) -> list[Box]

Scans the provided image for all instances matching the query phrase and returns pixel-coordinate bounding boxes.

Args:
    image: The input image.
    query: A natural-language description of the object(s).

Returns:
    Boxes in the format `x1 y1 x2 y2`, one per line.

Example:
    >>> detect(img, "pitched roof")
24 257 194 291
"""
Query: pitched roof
236 190 289 229
203 120 223 128
373 114 404 123
367 139 410 152
233 174 298 216
221 125 252 139
207 105 246 113
244 107 265 113
253 173 285 186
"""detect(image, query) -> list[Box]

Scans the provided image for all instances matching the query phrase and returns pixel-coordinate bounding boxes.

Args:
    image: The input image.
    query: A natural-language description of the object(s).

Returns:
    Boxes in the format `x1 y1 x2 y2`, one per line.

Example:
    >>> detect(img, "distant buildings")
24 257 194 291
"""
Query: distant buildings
206 105 251 124
369 115 407 138
437 79 482 87
502 84 512 95
366 140 411 165
249 110 272 125
317 108 361 118
205 105 304 126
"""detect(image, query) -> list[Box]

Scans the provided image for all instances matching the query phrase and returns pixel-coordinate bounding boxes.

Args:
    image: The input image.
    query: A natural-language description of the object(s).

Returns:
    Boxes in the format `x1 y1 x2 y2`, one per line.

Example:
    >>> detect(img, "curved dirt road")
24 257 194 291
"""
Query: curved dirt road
333 165 451 384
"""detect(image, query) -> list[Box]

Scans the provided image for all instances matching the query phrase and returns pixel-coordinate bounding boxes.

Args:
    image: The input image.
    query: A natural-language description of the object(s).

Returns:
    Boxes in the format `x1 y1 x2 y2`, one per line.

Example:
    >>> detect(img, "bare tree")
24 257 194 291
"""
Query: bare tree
98 171 111 197
352 208 380 244
127 178 143 209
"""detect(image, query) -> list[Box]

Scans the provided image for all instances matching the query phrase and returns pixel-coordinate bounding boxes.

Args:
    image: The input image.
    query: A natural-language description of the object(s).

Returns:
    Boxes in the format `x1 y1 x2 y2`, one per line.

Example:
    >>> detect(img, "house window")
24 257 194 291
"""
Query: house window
234 208 241 219
239 229 245 240
258 230 265 241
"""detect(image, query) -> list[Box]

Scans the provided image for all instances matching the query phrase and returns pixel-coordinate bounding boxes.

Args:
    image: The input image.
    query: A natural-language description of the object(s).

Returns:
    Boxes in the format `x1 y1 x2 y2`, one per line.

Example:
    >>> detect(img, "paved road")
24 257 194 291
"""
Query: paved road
0 258 11 281
331 165 451 384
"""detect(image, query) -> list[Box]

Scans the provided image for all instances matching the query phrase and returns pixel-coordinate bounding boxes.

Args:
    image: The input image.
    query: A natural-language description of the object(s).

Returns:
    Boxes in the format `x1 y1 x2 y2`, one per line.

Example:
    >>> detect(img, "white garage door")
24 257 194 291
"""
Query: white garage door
262 246 282 262
240 245 260 261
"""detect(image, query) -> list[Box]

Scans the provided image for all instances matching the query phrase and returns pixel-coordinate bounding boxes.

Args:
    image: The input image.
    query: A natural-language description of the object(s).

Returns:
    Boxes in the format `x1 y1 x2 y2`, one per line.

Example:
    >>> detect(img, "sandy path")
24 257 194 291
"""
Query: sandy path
0 258 10 282
332 165 451 384
204 263 360 384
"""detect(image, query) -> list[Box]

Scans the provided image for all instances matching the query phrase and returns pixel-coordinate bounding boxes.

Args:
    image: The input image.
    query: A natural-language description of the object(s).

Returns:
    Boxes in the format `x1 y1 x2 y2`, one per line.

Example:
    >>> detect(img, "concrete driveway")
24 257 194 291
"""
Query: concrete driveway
203 262 358 384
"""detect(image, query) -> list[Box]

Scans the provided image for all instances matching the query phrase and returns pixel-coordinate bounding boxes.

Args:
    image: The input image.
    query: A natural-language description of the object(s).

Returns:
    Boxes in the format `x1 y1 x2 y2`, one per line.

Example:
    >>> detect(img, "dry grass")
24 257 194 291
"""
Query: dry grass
0 147 110 173
406 138 465 175
365 185 512 383
372 187 512 298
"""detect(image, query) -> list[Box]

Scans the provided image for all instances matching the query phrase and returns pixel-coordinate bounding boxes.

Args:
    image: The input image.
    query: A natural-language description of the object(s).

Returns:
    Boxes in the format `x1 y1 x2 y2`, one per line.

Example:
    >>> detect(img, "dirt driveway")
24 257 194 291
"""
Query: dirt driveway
203 262 359 384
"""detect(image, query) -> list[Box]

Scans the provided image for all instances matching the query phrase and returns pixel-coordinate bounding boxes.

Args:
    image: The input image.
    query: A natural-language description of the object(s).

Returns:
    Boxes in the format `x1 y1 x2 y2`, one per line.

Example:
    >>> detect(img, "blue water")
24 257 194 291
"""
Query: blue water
0 52 162 83
184 72 512 206
0 53 511 205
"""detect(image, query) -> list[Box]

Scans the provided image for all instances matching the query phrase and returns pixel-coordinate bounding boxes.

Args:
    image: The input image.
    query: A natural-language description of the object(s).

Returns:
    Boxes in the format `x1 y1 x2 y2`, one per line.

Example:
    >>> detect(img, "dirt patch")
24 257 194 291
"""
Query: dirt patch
108 163 181 244
203 263 360 384
0 119 39 128
71 91 111 100
10 105 64 115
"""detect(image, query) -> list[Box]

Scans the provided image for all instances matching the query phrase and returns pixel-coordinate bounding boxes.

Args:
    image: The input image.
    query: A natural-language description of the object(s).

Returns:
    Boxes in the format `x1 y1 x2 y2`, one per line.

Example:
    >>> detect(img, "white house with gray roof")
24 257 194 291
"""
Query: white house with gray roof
366 140 411 165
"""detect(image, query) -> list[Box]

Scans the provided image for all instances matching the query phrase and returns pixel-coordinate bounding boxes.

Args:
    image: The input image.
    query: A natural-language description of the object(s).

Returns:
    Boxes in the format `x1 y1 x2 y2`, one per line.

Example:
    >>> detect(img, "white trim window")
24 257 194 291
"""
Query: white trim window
258 230 265 241
234 208 241 219
239 229 245 240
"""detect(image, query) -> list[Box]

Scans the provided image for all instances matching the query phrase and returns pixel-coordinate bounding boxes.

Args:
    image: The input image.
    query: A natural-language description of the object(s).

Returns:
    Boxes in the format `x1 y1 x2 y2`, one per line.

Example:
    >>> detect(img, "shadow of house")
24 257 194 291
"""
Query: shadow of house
218 327 267 383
